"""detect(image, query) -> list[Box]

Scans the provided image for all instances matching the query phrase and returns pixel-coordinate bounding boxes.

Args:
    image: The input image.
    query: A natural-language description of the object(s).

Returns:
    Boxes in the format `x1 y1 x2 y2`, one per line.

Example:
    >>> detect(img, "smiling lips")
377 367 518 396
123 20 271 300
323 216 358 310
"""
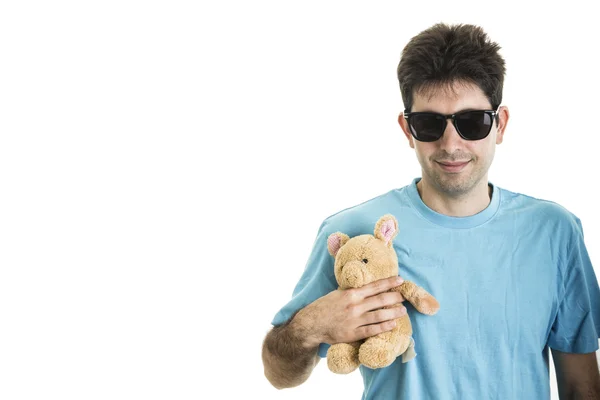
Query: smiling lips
436 160 470 172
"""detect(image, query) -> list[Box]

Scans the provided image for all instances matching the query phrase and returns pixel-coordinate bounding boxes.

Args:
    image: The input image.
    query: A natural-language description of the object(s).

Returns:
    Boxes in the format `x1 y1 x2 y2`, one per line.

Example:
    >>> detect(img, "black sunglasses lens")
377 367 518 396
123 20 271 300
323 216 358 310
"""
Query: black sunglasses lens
409 114 445 142
455 111 493 140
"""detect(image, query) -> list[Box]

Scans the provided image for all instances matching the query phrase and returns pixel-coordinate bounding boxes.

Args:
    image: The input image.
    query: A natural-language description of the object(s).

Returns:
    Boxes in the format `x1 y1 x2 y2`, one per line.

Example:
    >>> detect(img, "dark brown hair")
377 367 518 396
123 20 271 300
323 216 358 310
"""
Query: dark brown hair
397 23 506 112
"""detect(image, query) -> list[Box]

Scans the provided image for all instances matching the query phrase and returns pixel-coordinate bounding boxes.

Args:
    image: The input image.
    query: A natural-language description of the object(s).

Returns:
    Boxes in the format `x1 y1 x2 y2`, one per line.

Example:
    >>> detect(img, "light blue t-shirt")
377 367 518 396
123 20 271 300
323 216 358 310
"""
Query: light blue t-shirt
271 178 600 399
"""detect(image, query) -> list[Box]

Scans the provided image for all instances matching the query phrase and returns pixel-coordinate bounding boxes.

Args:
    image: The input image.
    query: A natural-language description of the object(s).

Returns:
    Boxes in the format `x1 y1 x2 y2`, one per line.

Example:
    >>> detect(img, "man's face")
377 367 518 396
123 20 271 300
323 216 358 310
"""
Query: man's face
399 81 508 197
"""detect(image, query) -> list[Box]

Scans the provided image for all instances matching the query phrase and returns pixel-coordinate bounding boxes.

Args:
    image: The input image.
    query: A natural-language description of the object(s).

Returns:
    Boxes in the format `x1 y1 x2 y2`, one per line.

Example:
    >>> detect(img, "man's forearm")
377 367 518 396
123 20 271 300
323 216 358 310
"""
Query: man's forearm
558 385 600 400
262 312 321 389
553 349 600 400
557 379 600 400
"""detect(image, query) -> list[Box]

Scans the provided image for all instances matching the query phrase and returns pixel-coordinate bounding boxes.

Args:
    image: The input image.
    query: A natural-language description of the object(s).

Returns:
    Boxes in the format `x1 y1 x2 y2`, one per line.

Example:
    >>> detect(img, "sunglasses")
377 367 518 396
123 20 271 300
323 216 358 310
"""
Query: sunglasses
403 109 499 142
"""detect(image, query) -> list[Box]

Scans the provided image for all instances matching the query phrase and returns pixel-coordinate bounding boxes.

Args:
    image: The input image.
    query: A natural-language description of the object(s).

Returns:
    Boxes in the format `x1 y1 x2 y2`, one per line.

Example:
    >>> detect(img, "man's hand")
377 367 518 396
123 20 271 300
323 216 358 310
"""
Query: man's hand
295 276 407 348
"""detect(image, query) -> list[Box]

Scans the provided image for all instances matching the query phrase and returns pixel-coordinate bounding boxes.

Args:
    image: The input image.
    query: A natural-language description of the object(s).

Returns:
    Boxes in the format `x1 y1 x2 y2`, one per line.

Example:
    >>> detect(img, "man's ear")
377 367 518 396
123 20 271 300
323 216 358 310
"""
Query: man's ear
398 113 415 149
327 232 350 257
495 106 510 145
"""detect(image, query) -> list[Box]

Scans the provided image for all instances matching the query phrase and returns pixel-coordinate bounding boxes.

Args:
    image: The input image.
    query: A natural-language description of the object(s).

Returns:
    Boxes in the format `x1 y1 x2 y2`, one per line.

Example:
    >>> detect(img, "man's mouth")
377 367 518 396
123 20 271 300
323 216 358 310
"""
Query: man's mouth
436 160 470 172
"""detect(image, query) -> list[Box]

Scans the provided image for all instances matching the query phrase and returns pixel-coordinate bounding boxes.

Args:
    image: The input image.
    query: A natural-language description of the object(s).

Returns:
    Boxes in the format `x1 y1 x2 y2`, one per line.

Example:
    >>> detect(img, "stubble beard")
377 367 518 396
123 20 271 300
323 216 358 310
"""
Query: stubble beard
424 160 486 198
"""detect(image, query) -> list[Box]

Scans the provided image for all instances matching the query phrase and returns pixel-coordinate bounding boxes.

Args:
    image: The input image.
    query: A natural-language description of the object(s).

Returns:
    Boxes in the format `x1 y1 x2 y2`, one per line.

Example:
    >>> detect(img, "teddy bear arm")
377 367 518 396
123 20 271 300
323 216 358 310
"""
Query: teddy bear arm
396 281 440 315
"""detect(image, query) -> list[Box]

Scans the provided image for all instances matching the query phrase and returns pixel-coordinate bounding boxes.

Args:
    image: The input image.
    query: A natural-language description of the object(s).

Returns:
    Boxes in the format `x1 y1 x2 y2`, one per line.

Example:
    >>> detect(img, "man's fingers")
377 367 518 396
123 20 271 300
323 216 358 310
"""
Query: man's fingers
358 276 404 298
362 306 407 325
360 292 405 312
355 320 397 340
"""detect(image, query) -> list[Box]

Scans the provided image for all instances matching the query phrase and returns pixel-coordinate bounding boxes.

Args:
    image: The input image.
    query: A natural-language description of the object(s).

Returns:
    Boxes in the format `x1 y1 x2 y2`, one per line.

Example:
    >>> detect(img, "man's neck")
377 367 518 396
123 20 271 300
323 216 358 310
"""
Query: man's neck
416 178 492 217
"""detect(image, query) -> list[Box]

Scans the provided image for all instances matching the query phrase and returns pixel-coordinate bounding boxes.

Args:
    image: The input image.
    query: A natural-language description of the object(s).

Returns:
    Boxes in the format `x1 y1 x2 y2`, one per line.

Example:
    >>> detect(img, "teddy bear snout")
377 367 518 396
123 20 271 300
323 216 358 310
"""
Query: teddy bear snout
339 260 369 289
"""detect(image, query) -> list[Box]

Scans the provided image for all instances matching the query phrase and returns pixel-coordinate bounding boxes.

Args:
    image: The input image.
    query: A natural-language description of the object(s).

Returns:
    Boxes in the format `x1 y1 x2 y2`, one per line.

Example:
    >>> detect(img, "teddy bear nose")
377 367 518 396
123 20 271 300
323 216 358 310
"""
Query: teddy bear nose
362 259 368 264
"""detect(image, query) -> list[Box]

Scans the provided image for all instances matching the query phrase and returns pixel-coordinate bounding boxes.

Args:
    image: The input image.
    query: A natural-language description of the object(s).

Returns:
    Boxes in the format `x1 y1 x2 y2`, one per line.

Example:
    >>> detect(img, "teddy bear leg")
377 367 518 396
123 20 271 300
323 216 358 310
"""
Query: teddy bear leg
359 331 412 369
327 341 361 374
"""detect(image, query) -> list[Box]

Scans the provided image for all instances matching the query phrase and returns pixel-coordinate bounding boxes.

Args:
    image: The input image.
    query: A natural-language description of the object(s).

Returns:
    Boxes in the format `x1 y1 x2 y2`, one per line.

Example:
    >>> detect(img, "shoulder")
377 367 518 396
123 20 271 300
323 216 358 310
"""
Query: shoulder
497 186 582 233
319 186 411 238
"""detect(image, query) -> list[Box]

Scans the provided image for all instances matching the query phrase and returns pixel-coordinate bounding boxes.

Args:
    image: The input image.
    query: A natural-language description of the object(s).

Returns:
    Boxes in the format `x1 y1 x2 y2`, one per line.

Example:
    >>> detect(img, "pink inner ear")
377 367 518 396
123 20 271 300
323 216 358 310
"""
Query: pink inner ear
380 219 396 244
328 235 342 256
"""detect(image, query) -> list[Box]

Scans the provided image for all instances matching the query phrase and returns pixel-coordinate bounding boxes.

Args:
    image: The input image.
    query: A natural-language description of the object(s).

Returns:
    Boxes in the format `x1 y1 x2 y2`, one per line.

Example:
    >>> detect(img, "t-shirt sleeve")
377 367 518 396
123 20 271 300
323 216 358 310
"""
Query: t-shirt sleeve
271 219 338 358
548 218 600 353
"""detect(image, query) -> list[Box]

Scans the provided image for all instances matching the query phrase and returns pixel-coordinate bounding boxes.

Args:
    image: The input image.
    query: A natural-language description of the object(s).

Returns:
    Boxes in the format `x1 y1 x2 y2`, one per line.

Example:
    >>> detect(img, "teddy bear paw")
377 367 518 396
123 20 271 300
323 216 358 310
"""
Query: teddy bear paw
327 343 360 374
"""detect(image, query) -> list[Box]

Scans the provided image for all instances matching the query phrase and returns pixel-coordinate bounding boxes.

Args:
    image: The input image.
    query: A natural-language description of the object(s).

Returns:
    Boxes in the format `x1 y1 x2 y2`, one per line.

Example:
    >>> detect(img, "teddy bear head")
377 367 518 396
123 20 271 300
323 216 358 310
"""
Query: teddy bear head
327 214 399 289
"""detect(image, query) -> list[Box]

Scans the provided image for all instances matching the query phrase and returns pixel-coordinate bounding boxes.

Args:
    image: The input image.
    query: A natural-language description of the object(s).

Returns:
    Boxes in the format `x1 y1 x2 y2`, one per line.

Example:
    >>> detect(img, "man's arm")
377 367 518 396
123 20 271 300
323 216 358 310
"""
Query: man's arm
552 349 600 399
262 310 321 389
262 276 407 389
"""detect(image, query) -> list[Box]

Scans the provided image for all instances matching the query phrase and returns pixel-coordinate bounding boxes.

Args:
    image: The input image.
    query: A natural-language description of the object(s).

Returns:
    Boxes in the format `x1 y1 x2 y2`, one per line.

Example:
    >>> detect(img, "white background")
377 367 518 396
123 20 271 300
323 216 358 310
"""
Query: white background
1 1 598 399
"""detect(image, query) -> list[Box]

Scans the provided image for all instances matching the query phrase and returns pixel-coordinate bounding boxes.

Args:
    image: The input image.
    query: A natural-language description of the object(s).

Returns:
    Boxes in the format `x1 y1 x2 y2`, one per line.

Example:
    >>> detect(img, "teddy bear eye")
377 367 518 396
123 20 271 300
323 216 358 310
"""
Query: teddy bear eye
362 258 368 264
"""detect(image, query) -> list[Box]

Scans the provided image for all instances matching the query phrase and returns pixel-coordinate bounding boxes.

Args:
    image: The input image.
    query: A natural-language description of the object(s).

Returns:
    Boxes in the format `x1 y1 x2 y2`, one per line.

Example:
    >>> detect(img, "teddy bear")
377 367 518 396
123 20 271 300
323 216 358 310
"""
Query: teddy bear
325 214 440 373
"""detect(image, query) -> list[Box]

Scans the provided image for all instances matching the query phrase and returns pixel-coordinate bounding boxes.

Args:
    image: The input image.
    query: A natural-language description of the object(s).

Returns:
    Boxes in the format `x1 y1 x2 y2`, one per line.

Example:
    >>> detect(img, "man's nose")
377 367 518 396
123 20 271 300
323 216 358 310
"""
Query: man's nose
438 118 464 151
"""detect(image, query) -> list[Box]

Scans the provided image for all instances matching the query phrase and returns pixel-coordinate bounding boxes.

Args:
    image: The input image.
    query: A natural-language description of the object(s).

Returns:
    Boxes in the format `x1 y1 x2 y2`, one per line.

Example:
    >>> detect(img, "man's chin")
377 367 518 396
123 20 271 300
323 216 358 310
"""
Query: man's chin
431 174 474 196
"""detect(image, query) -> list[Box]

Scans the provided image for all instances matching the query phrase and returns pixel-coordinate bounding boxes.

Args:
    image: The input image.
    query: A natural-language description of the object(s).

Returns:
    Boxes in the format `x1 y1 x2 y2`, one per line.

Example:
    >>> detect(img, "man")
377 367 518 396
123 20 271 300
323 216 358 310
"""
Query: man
262 23 600 399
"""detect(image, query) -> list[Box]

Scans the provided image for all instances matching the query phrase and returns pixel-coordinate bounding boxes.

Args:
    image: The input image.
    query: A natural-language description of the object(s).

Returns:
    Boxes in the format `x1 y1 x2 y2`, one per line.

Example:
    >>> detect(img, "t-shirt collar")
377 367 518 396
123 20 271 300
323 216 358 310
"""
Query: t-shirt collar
407 177 500 229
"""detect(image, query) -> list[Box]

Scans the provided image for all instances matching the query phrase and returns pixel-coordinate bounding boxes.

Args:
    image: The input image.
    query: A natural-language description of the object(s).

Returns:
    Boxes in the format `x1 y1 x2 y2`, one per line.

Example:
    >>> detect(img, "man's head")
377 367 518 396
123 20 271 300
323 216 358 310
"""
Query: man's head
396 23 509 197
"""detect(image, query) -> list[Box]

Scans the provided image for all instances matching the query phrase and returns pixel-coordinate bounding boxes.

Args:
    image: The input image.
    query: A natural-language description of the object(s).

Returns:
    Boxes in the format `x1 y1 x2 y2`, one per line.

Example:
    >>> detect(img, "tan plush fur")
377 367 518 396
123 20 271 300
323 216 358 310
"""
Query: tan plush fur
326 214 440 373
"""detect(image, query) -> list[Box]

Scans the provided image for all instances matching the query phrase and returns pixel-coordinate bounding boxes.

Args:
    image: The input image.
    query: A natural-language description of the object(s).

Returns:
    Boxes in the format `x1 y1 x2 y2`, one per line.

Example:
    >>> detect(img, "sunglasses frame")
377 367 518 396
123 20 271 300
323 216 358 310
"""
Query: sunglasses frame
403 109 499 142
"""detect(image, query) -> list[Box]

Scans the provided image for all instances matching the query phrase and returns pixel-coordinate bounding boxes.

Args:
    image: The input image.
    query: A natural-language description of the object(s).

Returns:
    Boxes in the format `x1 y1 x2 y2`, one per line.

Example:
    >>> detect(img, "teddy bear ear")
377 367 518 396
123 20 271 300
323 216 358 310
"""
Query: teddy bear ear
327 232 350 257
374 214 398 247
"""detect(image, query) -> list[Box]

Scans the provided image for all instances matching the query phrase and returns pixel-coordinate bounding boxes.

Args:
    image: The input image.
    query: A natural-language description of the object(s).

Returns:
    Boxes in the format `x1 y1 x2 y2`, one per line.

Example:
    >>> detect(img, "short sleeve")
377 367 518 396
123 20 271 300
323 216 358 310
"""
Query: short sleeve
548 218 600 353
271 219 338 358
